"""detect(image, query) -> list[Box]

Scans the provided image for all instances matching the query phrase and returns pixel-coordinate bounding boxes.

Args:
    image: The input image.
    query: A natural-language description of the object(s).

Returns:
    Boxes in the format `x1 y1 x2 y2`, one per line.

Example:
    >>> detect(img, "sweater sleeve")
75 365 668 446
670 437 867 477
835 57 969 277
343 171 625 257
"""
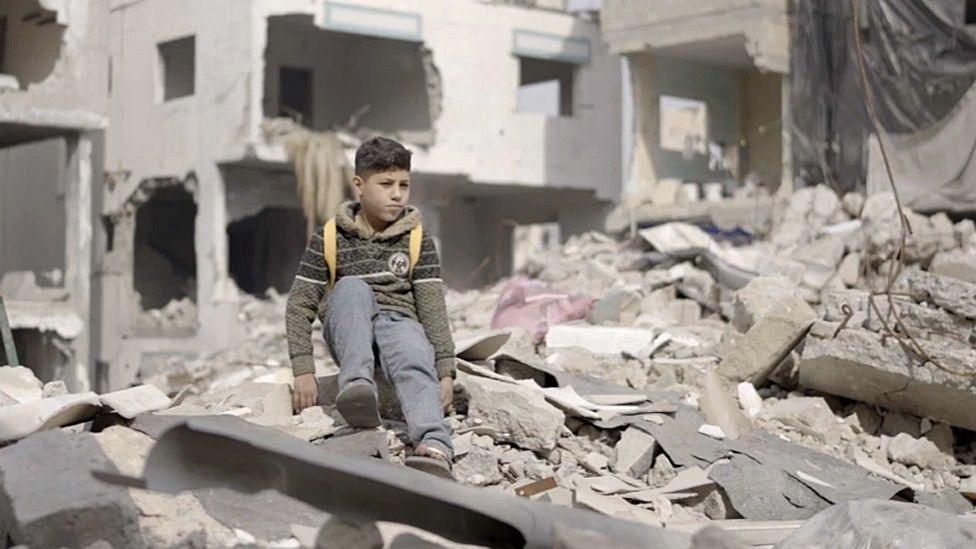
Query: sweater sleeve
285 229 330 377
412 231 456 378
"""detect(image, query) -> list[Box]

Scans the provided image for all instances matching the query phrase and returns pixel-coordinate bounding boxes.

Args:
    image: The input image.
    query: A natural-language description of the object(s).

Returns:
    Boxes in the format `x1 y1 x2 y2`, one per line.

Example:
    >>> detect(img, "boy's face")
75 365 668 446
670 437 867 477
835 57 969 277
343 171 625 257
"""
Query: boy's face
354 169 411 223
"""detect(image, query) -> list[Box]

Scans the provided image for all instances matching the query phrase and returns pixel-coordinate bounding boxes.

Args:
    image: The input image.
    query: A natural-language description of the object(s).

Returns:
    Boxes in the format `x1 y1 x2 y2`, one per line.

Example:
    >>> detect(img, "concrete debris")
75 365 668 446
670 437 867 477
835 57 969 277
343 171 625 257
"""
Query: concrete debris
718 295 817 384
459 373 565 452
546 323 656 357
100 384 171 419
778 500 976 549
0 365 44 404
730 275 798 333
0 430 143 547
611 427 658 478
886 433 951 470
0 391 102 443
42 380 68 398
800 324 976 431
10 179 976 546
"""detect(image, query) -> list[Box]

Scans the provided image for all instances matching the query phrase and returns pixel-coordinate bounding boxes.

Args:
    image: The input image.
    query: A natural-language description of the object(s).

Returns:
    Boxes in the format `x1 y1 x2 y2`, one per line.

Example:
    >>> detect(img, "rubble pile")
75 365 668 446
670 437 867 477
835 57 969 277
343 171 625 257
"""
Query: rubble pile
2 184 976 547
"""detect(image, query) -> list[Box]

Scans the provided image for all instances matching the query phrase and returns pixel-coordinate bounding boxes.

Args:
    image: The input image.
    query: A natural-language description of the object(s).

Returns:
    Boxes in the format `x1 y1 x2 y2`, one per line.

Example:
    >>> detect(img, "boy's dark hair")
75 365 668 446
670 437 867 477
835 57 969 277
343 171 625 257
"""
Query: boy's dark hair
354 137 412 177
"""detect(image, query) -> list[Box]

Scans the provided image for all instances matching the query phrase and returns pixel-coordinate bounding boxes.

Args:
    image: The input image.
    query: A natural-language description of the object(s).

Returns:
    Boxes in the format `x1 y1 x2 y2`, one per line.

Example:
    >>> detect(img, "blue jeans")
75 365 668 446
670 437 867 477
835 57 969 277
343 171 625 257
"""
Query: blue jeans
324 277 453 457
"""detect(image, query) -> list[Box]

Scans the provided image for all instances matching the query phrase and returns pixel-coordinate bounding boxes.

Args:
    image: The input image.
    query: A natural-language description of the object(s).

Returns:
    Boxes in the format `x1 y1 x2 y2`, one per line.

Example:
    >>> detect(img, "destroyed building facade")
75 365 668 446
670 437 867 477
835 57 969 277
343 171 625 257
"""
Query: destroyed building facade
0 0 624 392
602 0 791 195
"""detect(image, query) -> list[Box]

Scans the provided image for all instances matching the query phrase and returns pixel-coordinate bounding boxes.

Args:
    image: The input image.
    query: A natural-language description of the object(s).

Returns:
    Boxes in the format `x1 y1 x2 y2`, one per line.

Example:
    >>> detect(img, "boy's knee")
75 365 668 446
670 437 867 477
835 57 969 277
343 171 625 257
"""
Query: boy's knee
331 277 373 301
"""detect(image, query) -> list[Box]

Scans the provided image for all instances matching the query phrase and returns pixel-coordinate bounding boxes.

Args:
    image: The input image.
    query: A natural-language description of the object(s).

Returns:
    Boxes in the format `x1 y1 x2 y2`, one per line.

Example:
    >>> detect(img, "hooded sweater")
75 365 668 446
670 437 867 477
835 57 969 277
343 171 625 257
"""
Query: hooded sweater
285 201 456 379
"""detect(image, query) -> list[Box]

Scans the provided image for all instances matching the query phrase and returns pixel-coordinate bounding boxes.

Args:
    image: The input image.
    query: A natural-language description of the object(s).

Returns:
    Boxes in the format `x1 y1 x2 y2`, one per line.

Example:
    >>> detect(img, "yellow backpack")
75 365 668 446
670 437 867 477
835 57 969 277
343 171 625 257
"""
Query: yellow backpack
322 218 423 288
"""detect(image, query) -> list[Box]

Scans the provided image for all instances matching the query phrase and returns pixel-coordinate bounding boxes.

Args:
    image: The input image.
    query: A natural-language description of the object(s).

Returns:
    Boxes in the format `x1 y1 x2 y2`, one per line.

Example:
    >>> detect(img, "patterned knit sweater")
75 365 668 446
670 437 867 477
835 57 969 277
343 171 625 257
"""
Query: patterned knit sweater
285 201 456 379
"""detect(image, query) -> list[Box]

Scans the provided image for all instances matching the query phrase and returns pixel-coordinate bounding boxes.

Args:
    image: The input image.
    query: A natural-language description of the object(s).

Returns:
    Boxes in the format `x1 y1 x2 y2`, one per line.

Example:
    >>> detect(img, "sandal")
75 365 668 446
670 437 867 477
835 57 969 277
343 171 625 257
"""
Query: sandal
405 443 453 479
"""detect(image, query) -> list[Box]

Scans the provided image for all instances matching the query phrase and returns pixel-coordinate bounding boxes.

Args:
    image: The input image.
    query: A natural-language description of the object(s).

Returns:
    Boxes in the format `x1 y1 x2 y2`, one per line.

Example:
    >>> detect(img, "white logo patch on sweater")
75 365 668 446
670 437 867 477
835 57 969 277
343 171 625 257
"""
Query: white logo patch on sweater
388 252 410 278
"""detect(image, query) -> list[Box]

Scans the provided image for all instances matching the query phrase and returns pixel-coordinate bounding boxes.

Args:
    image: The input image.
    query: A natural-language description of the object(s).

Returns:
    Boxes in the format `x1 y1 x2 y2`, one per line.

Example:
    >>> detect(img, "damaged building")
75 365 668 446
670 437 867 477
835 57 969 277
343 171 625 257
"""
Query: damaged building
3 0 624 391
0 0 107 391
601 0 790 233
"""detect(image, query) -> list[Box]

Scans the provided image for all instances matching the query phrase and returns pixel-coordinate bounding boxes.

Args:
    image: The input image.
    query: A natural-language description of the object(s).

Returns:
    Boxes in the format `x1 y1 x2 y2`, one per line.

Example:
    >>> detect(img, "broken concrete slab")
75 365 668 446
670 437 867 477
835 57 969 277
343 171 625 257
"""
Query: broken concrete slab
611 427 658 478
93 426 240 546
718 295 817 384
906 270 976 319
454 447 503 486
730 275 798 333
545 323 656 357
100 384 171 419
0 391 102 442
105 416 684 548
777 500 976 548
930 249 976 285
0 365 43 404
759 396 848 446
454 331 511 362
458 373 565 452
800 327 976 431
887 433 951 470
638 222 715 254
0 430 143 547
698 368 751 441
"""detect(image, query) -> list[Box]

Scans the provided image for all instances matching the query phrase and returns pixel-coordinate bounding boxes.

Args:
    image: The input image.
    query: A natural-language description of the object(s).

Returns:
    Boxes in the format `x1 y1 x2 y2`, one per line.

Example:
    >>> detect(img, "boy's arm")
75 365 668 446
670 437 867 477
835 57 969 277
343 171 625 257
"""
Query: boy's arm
286 229 330 377
412 232 456 379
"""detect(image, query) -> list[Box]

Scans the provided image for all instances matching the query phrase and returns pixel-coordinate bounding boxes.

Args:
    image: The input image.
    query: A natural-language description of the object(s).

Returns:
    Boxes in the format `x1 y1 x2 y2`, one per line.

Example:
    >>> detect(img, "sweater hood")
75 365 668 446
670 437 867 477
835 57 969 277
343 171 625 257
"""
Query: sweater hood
335 200 421 239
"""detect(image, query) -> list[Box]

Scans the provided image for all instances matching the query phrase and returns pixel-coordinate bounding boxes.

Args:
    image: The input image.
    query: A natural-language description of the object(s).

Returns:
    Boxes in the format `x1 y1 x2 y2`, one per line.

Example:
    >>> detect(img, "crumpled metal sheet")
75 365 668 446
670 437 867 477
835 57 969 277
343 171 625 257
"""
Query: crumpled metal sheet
634 415 904 520
99 416 685 549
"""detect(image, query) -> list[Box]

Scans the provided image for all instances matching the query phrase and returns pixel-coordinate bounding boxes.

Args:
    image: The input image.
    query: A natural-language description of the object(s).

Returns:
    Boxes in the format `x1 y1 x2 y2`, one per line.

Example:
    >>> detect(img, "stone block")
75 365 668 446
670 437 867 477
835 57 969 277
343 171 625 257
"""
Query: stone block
0 430 143 547
719 295 817 384
930 249 976 285
611 427 657 478
459 373 564 452
907 271 976 320
886 433 950 470
731 275 798 333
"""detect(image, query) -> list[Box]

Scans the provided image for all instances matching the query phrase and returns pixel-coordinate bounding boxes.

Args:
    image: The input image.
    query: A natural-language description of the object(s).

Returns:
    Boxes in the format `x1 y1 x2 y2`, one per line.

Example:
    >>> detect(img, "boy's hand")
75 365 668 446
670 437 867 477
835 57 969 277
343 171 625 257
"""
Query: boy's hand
293 373 319 413
439 377 453 412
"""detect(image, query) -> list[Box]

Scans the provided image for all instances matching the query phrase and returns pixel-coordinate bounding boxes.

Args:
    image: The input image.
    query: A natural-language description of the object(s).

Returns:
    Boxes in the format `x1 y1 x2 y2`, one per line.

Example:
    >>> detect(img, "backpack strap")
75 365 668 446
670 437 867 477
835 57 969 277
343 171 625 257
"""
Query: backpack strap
323 218 338 288
408 223 423 279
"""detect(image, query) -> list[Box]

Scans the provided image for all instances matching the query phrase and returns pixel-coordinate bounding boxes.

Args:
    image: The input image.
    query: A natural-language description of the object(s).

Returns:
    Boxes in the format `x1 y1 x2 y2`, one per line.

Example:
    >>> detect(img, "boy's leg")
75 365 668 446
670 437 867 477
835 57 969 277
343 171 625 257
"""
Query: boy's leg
324 277 381 427
374 312 453 458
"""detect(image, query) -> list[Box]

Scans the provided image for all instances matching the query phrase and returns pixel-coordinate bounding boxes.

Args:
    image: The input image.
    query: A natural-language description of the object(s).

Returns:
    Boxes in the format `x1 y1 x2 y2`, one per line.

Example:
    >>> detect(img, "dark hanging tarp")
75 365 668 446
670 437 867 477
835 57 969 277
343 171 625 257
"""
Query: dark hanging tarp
790 0 976 192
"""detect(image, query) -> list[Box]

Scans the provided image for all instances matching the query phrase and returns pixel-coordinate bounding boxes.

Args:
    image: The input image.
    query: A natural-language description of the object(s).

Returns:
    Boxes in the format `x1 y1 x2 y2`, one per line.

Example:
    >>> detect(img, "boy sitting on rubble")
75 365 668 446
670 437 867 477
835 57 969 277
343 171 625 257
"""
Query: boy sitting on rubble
285 136 455 476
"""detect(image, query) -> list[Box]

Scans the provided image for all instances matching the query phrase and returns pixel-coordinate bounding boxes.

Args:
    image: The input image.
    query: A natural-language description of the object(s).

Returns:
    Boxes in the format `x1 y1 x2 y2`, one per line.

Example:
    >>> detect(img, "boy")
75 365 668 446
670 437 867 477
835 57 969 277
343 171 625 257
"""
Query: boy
285 137 455 475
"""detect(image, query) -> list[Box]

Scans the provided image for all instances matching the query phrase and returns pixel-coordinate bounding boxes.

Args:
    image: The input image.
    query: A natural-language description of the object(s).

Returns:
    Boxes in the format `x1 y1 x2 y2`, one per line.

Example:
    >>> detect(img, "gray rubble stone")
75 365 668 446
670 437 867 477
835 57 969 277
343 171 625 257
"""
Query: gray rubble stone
800 327 976 431
0 430 143 547
587 289 641 325
907 270 976 319
924 422 954 454
759 396 847 447
611 427 657 479
849 403 881 435
778 500 976 549
887 433 950 470
881 411 922 438
454 447 503 486
459 373 564 452
719 295 817 384
731 275 797 333
42 380 68 398
930 249 976 285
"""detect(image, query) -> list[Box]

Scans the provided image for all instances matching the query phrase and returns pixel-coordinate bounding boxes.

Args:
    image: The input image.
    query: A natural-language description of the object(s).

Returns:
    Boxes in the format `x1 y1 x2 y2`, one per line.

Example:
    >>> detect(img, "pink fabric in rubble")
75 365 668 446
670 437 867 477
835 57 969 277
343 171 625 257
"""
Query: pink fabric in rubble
490 276 593 343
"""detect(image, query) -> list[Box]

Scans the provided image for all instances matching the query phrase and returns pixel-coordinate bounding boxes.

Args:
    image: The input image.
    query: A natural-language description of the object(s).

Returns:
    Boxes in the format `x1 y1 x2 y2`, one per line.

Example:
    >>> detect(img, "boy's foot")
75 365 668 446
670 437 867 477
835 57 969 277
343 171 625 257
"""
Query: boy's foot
405 443 453 479
335 381 381 428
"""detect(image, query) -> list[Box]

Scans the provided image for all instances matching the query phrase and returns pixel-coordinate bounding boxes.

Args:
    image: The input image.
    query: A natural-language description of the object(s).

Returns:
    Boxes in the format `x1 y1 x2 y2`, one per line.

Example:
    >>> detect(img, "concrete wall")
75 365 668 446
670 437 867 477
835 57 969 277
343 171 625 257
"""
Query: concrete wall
0 0 110 113
628 54 742 185
0 137 67 277
601 0 789 73
252 0 622 201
